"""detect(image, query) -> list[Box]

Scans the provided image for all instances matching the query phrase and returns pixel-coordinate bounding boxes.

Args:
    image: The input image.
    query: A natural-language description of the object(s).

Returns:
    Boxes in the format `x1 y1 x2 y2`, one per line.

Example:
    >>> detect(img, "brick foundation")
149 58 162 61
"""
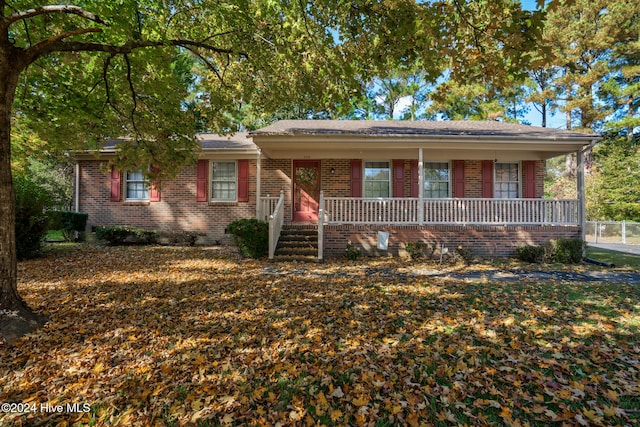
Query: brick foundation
323 224 581 259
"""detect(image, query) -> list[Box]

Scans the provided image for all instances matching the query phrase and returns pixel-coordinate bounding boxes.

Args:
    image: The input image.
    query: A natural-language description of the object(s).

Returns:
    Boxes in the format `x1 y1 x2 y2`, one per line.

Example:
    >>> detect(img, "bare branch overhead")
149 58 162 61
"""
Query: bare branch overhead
1 4 109 31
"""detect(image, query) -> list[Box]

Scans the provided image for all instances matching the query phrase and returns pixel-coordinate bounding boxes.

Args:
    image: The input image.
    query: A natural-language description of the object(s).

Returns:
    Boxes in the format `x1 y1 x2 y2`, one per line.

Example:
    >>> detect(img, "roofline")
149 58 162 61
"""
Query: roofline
250 133 599 145
72 146 259 156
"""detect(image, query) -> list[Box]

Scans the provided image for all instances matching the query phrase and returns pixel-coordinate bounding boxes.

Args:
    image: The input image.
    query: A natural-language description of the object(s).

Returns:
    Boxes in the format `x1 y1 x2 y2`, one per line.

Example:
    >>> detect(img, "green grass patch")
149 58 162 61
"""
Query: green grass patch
44 229 65 241
586 246 640 269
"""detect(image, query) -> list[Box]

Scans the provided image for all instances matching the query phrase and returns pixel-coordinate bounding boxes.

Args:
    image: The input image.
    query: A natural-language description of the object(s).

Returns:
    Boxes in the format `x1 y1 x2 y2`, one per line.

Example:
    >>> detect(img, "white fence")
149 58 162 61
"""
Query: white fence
259 195 280 221
322 197 579 225
586 221 640 245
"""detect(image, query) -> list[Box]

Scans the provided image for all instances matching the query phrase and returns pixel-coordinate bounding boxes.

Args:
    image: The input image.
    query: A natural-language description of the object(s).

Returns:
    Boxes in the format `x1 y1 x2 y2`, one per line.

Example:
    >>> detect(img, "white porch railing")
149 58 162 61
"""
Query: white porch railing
259 195 280 222
321 197 579 226
268 191 285 260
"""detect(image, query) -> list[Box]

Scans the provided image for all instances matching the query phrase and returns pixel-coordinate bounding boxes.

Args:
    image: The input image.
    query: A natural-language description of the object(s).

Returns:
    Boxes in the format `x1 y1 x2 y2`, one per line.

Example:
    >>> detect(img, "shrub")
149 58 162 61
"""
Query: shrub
95 226 157 246
345 241 362 260
15 176 53 259
226 219 268 258
46 210 63 230
404 242 423 260
405 241 437 261
406 241 434 261
62 212 89 233
516 245 546 263
516 239 585 264
545 238 585 264
162 230 200 246
454 245 475 265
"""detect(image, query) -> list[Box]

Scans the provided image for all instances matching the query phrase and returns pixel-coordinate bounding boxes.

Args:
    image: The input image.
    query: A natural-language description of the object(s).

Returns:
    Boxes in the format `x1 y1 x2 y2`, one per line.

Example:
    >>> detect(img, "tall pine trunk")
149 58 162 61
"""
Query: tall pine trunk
0 38 47 345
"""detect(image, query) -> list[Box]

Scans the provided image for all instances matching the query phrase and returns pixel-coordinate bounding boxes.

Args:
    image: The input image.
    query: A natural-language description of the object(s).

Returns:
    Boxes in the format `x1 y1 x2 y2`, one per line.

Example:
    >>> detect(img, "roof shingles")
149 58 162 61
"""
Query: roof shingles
249 120 596 140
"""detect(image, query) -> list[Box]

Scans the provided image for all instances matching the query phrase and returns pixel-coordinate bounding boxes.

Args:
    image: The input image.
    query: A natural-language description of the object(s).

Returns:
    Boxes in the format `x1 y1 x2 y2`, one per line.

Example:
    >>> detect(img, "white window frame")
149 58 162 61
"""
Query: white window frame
423 161 451 199
210 160 238 202
125 170 149 201
363 160 391 198
494 162 521 199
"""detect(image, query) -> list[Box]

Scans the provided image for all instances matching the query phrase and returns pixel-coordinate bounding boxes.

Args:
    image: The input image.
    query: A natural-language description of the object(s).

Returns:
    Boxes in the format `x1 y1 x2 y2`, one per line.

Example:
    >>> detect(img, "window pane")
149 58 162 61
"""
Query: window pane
425 182 448 198
127 171 144 181
126 170 148 200
211 161 237 200
424 162 449 198
365 180 390 197
212 182 236 200
495 163 519 198
213 162 236 180
364 161 390 197
364 162 389 180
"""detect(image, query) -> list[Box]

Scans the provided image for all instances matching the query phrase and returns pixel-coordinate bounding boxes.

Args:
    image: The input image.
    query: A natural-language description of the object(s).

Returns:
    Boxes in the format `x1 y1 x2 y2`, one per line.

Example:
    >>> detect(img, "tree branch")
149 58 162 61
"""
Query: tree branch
1 5 109 31
28 27 102 59
123 54 140 138
102 54 126 119
32 38 244 60
184 47 224 83
452 0 484 52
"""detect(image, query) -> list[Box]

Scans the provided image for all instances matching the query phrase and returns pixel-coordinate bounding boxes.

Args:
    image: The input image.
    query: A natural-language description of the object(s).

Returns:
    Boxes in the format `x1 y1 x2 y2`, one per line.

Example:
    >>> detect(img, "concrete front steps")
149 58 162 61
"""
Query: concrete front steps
274 225 319 262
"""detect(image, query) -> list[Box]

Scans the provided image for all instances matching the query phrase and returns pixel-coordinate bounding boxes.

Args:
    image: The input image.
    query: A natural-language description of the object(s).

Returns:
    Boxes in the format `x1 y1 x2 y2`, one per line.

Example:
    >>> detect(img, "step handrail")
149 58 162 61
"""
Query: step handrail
268 190 285 260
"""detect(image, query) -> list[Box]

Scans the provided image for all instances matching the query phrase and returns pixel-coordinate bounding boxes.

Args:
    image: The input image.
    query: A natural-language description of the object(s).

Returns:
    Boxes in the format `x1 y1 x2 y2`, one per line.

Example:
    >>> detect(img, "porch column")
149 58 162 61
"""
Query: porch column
74 161 80 213
577 147 586 246
318 190 324 262
256 148 262 219
418 148 424 225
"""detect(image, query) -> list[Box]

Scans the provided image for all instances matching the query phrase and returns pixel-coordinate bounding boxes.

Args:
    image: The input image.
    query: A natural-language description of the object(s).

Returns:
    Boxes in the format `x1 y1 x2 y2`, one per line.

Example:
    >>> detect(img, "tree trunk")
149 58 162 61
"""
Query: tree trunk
0 41 47 345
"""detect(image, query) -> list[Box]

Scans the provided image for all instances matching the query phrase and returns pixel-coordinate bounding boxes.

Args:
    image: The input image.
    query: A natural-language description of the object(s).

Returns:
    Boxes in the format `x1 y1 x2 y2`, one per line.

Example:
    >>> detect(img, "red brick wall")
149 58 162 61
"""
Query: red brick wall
261 159 293 221
79 157 551 245
78 160 258 244
323 224 581 259
463 160 483 198
321 160 351 197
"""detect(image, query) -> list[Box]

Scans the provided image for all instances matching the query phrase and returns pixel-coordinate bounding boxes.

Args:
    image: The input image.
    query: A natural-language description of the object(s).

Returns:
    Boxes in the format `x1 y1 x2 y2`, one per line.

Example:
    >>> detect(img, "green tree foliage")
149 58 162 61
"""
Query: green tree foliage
14 175 53 260
525 65 563 128
600 40 640 140
588 135 640 221
21 156 74 210
427 79 529 122
346 69 432 120
542 0 640 130
430 0 550 88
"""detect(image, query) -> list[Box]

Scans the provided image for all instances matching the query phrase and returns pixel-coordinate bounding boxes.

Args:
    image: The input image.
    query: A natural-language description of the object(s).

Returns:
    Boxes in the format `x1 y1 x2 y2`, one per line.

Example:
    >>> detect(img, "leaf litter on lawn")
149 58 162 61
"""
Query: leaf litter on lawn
1 245 638 426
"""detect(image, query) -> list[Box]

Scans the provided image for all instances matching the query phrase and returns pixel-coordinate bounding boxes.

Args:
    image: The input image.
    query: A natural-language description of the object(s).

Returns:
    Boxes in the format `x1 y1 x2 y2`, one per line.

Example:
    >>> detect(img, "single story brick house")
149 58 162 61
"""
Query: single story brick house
74 120 598 259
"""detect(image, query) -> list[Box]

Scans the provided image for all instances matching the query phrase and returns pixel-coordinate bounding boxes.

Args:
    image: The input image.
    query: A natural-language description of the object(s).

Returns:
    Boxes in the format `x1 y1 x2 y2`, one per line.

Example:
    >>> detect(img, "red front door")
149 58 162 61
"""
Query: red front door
293 160 320 222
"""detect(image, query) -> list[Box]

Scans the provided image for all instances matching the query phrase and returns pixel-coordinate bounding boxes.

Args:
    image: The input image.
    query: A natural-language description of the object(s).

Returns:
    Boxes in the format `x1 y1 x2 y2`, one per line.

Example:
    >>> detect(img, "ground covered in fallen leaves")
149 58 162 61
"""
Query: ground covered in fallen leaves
1 245 639 426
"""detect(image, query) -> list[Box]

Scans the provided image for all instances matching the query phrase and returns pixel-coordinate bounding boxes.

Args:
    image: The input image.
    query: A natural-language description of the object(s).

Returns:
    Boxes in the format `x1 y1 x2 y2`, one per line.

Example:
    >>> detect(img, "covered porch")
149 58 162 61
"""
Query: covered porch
260 193 580 259
249 120 597 260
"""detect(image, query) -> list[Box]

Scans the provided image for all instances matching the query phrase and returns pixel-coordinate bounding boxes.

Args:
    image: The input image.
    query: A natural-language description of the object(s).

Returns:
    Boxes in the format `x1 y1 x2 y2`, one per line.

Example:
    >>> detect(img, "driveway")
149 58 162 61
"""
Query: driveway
589 242 640 256
412 268 640 284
